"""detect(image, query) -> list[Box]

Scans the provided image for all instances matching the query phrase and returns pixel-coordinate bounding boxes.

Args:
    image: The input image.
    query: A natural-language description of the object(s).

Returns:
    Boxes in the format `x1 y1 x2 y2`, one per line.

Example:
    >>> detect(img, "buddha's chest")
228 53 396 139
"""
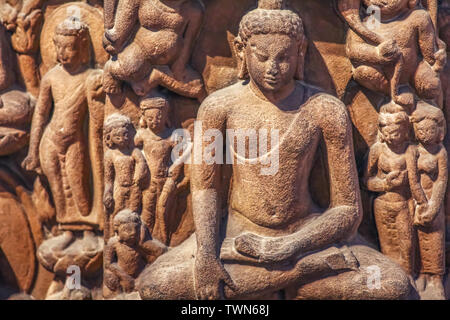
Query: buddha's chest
226 106 319 158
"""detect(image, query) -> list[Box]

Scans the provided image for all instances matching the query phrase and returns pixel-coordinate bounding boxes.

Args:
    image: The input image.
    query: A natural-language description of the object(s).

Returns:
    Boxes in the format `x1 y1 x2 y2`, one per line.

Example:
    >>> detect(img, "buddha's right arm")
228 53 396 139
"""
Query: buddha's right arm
28 75 52 156
191 95 228 258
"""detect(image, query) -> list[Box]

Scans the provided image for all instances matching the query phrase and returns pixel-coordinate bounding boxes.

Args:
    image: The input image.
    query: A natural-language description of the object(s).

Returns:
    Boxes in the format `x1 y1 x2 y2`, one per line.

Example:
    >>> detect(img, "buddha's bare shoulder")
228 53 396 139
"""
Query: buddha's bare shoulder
301 84 351 136
197 81 246 121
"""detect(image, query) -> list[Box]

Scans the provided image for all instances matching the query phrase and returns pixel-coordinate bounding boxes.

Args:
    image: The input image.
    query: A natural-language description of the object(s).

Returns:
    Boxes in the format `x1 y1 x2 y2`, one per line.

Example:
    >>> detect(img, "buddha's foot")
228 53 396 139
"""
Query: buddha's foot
234 232 296 263
220 238 259 263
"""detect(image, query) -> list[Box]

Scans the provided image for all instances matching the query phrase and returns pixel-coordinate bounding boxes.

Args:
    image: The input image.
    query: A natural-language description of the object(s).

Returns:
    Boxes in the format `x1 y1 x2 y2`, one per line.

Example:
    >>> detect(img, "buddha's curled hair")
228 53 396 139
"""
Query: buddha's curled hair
239 0 304 43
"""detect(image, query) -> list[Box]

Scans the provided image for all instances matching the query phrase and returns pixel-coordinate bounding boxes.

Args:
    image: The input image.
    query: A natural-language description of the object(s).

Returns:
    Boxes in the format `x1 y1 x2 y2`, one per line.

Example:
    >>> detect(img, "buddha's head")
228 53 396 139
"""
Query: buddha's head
235 0 307 94
54 17 90 69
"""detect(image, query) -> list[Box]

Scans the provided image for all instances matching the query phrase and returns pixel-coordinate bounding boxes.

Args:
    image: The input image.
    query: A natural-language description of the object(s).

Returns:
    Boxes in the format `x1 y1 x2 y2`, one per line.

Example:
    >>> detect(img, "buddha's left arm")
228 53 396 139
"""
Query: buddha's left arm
312 97 363 244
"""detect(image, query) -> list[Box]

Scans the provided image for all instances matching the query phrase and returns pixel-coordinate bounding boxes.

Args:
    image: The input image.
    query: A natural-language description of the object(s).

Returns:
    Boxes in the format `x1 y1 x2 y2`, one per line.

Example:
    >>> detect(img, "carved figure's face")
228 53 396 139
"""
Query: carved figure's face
245 33 299 93
54 35 81 66
143 107 168 133
414 119 440 145
379 114 409 146
118 222 139 245
110 125 131 148
363 0 409 17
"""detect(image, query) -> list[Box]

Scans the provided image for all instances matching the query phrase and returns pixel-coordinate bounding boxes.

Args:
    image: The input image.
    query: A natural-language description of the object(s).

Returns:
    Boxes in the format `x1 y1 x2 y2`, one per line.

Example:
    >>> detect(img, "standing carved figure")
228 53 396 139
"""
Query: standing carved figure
19 17 105 298
364 102 427 276
22 17 101 245
411 102 447 299
103 113 149 241
135 92 184 244
102 0 205 100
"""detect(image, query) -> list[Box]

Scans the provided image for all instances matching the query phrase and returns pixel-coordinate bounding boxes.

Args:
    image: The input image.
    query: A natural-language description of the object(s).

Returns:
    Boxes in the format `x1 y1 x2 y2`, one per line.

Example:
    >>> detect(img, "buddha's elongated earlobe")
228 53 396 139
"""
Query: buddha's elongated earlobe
295 35 307 81
234 36 248 80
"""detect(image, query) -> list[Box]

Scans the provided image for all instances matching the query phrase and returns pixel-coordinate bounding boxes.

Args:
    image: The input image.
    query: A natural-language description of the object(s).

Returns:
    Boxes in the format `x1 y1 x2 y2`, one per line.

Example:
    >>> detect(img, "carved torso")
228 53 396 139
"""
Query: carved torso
137 128 175 179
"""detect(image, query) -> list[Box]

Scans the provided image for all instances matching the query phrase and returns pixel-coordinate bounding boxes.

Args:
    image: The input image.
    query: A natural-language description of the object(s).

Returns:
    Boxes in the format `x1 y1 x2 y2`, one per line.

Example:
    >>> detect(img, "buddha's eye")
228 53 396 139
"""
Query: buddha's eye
254 52 268 62
278 54 288 62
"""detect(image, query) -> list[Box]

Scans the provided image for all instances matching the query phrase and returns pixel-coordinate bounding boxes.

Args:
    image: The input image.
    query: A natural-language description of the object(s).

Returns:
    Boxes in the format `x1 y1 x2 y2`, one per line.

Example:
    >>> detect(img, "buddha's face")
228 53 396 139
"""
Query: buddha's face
54 35 82 67
379 114 409 146
414 119 440 145
363 0 409 17
245 33 299 93
118 222 139 245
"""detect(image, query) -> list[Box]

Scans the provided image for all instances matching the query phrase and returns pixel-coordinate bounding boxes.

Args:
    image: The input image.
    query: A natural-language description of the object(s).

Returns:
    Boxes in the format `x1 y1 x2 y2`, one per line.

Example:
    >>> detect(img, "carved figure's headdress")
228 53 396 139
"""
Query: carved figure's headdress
113 209 141 229
410 101 446 142
55 16 89 38
139 92 170 111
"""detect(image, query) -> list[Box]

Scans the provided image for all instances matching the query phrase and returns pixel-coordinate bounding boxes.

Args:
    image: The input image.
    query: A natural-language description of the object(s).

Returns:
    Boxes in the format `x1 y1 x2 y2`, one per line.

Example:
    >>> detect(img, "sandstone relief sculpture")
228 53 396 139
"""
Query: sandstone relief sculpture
1 0 450 301
136 0 413 300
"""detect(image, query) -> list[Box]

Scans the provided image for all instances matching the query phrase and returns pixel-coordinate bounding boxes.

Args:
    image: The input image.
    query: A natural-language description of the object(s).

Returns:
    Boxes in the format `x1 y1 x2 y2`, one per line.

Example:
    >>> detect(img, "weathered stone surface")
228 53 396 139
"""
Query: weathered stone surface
0 0 448 300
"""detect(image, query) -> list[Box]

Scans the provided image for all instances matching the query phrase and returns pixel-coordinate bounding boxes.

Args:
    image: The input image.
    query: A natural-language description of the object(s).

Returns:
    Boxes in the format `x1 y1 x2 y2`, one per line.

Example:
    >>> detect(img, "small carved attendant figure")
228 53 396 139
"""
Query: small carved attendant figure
345 0 446 107
102 0 205 99
135 92 184 244
411 102 447 299
364 102 427 276
104 209 167 297
103 114 149 241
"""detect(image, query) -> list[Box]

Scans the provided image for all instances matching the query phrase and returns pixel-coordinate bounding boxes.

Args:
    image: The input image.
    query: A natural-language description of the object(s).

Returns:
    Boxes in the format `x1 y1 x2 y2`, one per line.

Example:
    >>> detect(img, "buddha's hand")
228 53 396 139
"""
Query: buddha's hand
377 39 401 64
21 154 41 174
194 252 236 300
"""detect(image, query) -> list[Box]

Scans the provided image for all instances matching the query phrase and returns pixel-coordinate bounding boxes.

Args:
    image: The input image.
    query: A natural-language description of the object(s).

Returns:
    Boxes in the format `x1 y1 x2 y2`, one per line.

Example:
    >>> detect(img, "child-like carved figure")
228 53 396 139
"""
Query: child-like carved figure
102 0 205 99
411 102 447 299
135 92 186 244
103 114 149 241
363 102 427 275
345 0 446 107
104 209 167 296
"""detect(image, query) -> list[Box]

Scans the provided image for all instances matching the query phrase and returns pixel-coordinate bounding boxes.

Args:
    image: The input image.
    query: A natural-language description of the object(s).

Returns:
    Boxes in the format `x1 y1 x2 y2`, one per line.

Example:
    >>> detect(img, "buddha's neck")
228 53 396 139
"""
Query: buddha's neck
249 79 296 104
